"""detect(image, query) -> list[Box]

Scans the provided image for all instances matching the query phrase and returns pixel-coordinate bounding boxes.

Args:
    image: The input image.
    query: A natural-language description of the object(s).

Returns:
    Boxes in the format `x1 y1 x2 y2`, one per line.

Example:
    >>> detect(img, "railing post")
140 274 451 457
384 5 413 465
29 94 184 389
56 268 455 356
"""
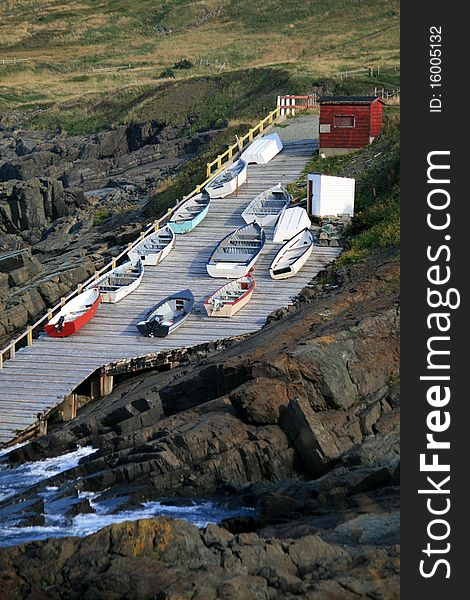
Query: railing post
111 259 116 270
206 164 211 178
10 343 15 360
0 352 3 369
27 327 33 347
153 223 159 233
48 309 53 321
217 156 222 170
60 297 66 306
248 129 254 142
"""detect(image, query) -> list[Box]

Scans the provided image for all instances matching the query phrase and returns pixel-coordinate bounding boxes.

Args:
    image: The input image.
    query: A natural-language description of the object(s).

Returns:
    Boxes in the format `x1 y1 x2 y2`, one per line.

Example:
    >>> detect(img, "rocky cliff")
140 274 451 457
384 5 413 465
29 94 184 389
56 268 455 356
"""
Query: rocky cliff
0 249 400 599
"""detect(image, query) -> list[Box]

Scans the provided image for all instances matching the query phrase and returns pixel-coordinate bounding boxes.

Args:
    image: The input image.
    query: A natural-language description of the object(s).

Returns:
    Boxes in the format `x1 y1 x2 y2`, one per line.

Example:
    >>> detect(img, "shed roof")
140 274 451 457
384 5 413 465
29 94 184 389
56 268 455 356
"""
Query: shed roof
318 95 386 105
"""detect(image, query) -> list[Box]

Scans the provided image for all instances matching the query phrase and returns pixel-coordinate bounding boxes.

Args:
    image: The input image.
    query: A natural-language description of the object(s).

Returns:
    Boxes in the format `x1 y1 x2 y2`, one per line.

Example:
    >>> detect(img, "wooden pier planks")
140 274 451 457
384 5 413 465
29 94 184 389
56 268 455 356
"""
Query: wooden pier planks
0 139 341 444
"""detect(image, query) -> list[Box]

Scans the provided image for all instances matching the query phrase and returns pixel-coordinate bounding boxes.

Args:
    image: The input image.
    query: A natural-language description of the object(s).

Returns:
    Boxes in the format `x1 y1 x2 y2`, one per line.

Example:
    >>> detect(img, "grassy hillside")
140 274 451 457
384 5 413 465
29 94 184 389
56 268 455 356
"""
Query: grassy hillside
0 0 399 132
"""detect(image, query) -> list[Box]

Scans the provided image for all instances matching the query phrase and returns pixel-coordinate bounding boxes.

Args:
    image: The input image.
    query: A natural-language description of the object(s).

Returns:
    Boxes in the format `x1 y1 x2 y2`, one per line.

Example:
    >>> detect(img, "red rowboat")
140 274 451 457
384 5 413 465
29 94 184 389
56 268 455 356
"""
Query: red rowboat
45 288 101 338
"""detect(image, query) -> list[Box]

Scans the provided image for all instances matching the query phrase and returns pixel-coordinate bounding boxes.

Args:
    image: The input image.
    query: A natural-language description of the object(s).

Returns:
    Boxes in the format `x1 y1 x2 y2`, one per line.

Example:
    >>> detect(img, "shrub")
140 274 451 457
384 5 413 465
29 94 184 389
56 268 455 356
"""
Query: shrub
159 67 175 78
173 59 193 70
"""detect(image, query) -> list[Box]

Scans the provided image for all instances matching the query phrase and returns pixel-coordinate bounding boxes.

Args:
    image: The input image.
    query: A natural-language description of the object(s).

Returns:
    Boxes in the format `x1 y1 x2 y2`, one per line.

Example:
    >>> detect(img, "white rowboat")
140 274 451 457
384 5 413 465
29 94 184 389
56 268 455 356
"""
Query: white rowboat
241 133 283 164
127 226 175 266
88 259 144 303
241 183 291 227
272 206 311 244
207 222 265 279
204 273 256 317
269 228 315 280
205 159 247 199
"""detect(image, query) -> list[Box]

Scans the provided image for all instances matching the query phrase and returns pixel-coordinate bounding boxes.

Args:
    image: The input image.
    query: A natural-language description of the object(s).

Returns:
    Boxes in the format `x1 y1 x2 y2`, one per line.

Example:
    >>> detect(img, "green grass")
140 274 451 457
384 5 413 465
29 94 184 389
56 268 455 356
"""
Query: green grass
93 208 111 226
0 0 399 132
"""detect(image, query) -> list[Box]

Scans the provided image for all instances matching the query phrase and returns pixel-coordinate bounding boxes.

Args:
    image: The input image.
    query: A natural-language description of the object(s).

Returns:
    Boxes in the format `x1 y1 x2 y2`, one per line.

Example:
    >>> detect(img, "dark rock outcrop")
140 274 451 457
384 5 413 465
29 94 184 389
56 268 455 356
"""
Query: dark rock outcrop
0 517 399 599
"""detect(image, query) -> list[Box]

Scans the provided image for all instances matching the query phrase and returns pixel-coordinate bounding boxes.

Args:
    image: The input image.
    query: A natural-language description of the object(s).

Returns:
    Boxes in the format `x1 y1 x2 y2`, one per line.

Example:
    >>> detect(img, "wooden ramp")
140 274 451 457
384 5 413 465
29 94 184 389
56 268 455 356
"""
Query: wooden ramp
0 140 341 444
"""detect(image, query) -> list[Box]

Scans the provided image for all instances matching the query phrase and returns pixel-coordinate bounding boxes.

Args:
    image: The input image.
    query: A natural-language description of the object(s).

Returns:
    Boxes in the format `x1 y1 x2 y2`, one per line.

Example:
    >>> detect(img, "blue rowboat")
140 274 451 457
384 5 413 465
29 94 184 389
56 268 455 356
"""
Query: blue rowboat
169 193 211 234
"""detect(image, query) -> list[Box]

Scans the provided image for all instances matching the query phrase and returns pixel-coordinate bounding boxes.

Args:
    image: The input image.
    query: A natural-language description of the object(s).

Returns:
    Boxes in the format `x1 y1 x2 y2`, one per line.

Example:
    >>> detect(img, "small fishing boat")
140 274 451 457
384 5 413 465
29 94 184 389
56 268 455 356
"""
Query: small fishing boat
272 206 311 244
45 288 101 338
205 158 247 199
207 222 265 278
241 183 291 227
204 273 256 317
269 228 315 280
241 133 283 164
127 226 175 266
88 259 144 303
137 289 194 338
169 193 211 234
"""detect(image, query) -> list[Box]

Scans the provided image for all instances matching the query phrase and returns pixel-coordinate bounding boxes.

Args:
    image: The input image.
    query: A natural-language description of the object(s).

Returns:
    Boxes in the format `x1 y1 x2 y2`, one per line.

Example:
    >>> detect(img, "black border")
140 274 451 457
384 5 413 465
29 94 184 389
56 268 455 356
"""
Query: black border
401 2 467 595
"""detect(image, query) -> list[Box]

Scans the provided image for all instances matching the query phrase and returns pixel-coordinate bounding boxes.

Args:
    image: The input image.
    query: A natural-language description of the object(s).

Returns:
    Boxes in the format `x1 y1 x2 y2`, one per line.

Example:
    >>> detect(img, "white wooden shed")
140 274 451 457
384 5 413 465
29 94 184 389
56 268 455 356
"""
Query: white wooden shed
307 173 355 218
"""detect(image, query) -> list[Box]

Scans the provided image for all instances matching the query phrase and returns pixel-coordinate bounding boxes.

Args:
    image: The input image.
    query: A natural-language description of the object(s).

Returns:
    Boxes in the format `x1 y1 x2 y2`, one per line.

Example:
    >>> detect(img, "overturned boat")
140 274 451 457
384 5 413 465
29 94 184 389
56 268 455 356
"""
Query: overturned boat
127 226 175 266
241 183 291 227
269 228 314 280
45 288 101 338
204 273 256 317
272 206 311 244
169 193 211 234
207 222 265 279
205 158 247 199
137 289 194 338
241 132 283 164
89 259 144 303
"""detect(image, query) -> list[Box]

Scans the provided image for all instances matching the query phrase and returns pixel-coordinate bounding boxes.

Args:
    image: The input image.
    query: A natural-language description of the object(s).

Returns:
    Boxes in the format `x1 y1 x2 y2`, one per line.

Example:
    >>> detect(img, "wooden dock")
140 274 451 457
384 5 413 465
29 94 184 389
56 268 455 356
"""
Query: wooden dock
0 139 341 444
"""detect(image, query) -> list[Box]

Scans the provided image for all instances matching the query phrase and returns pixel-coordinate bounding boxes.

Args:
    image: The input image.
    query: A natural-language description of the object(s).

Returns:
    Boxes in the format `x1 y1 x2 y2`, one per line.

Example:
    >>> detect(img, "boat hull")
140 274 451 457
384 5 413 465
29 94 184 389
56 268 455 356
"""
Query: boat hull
137 290 194 338
273 207 311 244
241 133 283 164
44 293 101 337
206 256 259 279
205 161 248 199
270 244 313 279
127 228 175 266
92 260 144 303
169 202 210 234
269 229 314 280
204 287 254 317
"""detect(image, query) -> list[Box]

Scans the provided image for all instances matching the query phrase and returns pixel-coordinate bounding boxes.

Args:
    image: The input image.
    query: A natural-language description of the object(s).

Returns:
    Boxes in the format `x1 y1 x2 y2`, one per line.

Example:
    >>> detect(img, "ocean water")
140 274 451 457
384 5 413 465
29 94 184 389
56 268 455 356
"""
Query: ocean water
0 445 253 548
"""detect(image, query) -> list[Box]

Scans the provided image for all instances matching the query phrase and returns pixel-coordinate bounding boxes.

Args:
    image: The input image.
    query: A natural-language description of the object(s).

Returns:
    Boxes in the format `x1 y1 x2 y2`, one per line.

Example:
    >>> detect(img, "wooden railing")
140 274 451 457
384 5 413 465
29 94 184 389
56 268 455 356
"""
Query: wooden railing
206 105 281 177
0 106 284 369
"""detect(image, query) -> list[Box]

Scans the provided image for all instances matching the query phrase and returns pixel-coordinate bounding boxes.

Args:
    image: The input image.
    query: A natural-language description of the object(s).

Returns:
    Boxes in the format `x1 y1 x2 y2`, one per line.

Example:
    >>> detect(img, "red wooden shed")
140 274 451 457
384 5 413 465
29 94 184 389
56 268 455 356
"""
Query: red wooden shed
318 96 385 157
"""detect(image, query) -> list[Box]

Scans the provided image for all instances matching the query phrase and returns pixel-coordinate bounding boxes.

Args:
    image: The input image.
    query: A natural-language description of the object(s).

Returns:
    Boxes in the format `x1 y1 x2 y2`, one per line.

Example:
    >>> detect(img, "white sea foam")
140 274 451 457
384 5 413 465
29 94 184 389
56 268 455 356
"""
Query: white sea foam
0 445 97 502
0 445 253 548
0 499 254 547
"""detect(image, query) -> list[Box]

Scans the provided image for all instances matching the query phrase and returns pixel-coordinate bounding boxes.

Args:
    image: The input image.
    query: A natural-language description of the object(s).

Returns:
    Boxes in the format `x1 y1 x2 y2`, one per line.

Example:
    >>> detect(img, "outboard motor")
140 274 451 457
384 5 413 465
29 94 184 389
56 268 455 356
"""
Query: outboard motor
55 315 65 332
